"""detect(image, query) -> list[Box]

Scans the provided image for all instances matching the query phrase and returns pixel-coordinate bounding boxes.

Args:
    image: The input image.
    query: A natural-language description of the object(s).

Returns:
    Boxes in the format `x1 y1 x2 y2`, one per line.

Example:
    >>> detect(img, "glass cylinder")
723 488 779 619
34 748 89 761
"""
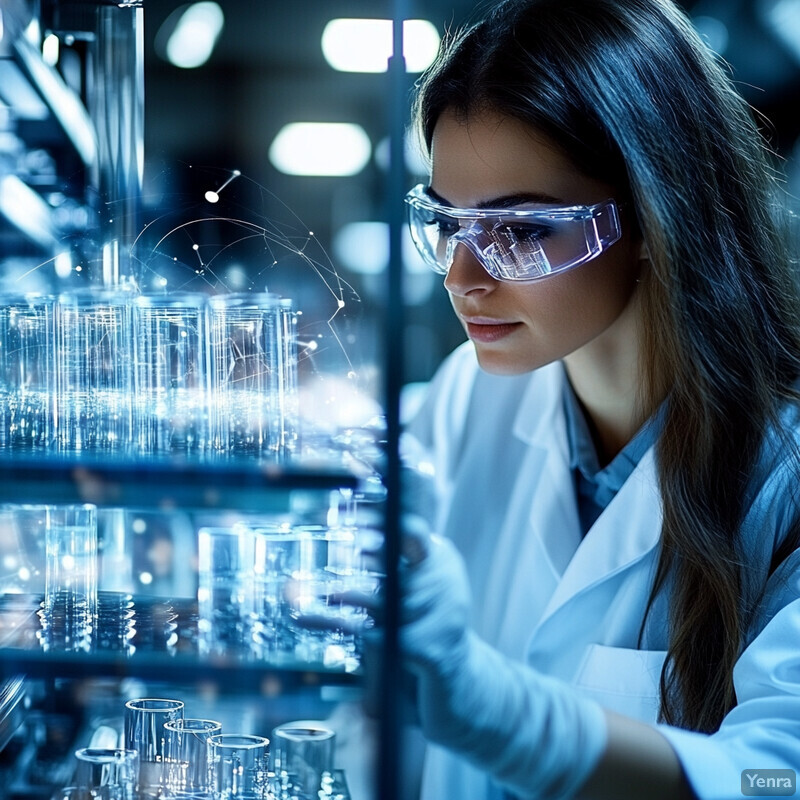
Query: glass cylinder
207 293 283 459
0 293 57 449
284 525 378 668
91 1 144 286
123 698 185 797
132 293 210 454
56 288 134 451
163 718 222 799
250 525 303 661
73 747 139 800
39 504 98 653
197 527 255 657
270 721 335 800
208 734 269 800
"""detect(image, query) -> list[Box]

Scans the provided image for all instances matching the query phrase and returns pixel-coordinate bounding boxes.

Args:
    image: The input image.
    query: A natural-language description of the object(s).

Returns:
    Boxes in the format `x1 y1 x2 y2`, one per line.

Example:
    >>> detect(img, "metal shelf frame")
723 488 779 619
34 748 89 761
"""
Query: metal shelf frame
0 452 358 512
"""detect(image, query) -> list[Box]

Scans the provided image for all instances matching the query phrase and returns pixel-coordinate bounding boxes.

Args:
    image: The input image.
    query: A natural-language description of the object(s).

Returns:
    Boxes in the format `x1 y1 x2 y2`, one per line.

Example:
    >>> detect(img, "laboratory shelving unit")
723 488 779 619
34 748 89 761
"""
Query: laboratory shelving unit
0 0 411 798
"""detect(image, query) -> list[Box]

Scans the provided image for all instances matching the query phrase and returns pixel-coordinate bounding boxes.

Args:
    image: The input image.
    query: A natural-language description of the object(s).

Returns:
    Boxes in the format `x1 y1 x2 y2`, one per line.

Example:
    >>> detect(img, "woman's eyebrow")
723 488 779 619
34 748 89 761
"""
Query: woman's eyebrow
477 191 565 208
425 187 565 208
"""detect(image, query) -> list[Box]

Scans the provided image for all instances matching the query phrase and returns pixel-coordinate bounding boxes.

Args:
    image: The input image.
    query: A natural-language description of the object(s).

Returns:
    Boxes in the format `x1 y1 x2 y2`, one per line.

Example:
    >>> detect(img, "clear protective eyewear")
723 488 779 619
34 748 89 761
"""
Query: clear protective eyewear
404 184 622 282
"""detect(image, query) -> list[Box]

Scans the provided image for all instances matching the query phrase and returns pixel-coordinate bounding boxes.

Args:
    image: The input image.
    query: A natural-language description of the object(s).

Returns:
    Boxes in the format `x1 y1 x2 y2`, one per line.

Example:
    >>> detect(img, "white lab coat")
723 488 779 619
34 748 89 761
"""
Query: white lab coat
407 342 800 800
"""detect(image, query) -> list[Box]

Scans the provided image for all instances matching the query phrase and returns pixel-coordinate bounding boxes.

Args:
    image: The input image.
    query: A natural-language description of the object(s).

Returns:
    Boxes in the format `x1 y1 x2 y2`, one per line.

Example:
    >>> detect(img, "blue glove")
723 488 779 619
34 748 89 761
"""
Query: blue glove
401 525 608 800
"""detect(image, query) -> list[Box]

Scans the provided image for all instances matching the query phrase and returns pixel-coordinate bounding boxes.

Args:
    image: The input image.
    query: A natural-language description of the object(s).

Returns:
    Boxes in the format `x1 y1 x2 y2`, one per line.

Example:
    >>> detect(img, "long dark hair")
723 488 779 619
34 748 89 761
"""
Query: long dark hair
413 0 800 732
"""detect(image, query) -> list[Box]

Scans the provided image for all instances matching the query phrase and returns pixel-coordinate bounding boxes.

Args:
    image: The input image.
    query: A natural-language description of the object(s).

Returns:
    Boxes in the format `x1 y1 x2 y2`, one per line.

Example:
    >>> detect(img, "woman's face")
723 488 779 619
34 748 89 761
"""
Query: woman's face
429 107 643 376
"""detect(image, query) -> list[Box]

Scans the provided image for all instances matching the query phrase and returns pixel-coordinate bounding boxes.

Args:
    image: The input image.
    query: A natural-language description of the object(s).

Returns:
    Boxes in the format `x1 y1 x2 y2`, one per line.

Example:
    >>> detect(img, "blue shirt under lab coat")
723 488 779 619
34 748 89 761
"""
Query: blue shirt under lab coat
407 342 800 800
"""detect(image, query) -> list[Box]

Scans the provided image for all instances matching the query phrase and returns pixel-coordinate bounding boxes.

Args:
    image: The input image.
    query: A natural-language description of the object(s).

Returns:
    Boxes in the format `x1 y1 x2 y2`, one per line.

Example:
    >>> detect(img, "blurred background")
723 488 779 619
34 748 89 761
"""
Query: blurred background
2 0 800 414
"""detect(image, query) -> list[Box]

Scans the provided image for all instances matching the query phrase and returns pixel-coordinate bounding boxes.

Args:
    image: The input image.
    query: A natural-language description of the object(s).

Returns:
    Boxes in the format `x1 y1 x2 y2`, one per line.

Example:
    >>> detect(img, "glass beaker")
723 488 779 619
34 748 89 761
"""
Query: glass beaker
163 718 222 799
271 721 335 800
208 734 270 800
0 292 57 449
38 504 98 653
132 293 210 454
197 526 255 658
56 288 134 452
123 698 185 797
207 293 283 459
73 747 139 800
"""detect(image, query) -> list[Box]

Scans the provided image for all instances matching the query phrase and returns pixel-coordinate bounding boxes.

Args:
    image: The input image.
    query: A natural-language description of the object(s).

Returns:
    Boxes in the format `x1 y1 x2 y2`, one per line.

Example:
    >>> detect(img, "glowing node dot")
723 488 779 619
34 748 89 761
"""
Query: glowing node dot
205 190 220 203
307 341 319 352
139 571 153 586
317 333 323 338
193 244 200 251
75 265 82 272
233 169 241 176
347 371 357 379
309 231 314 236
159 277 168 287
173 257 178 261
337 299 345 308
132 518 147 534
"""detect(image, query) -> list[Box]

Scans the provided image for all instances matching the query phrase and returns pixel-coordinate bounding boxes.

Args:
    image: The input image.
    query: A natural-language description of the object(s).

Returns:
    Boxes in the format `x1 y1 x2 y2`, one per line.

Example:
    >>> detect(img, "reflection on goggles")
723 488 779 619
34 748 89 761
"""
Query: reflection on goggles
404 184 622 282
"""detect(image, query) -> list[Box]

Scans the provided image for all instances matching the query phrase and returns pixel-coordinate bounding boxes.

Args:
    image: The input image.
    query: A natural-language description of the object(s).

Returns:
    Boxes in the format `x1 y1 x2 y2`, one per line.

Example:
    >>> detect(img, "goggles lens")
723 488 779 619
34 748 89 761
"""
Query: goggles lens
404 184 622 282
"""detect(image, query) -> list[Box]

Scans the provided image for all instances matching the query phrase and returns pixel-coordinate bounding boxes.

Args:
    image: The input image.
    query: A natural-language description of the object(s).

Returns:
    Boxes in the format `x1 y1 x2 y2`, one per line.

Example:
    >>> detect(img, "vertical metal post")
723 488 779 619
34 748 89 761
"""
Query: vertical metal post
378 4 408 800
88 0 144 287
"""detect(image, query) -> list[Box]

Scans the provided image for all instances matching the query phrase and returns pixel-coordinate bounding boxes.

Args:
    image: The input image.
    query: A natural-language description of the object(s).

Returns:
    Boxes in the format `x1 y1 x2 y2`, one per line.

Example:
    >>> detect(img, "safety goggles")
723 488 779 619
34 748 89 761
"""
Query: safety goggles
404 184 622 282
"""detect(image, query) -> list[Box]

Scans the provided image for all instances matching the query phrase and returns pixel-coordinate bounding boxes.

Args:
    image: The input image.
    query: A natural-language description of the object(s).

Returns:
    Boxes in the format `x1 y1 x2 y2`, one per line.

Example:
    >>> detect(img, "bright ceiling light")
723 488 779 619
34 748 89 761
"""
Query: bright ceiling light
762 0 800 64
269 123 371 177
322 19 440 73
165 2 224 69
42 33 59 67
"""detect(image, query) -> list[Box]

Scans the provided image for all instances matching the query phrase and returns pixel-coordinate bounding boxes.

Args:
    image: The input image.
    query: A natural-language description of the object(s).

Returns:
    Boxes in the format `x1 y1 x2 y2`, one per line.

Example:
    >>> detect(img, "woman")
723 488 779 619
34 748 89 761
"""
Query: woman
394 0 800 798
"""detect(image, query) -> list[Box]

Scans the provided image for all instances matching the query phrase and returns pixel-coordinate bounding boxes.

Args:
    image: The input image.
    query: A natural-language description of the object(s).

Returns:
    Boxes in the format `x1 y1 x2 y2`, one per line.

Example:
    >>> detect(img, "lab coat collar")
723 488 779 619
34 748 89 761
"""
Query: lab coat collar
510 361 663 630
537 446 662 629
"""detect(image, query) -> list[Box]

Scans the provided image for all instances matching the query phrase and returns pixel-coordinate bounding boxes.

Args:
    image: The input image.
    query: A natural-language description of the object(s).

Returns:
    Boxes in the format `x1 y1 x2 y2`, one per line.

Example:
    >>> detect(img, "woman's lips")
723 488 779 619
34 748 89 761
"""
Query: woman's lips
464 320 522 343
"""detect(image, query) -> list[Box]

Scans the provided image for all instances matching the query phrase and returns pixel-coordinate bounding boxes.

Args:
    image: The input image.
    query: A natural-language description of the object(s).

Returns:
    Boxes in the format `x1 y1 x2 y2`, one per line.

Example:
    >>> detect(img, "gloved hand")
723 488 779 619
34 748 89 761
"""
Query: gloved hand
400 523 608 800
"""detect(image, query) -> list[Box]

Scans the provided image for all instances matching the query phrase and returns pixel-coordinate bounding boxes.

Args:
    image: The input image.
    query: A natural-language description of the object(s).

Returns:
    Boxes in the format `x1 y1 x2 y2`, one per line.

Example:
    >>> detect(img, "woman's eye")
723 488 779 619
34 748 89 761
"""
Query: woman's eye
424 216 459 237
504 223 551 242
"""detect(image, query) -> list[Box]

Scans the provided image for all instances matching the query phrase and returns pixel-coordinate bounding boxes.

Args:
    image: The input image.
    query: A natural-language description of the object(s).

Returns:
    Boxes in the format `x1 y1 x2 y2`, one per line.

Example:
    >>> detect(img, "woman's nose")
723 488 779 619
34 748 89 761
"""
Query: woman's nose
443 241 497 297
